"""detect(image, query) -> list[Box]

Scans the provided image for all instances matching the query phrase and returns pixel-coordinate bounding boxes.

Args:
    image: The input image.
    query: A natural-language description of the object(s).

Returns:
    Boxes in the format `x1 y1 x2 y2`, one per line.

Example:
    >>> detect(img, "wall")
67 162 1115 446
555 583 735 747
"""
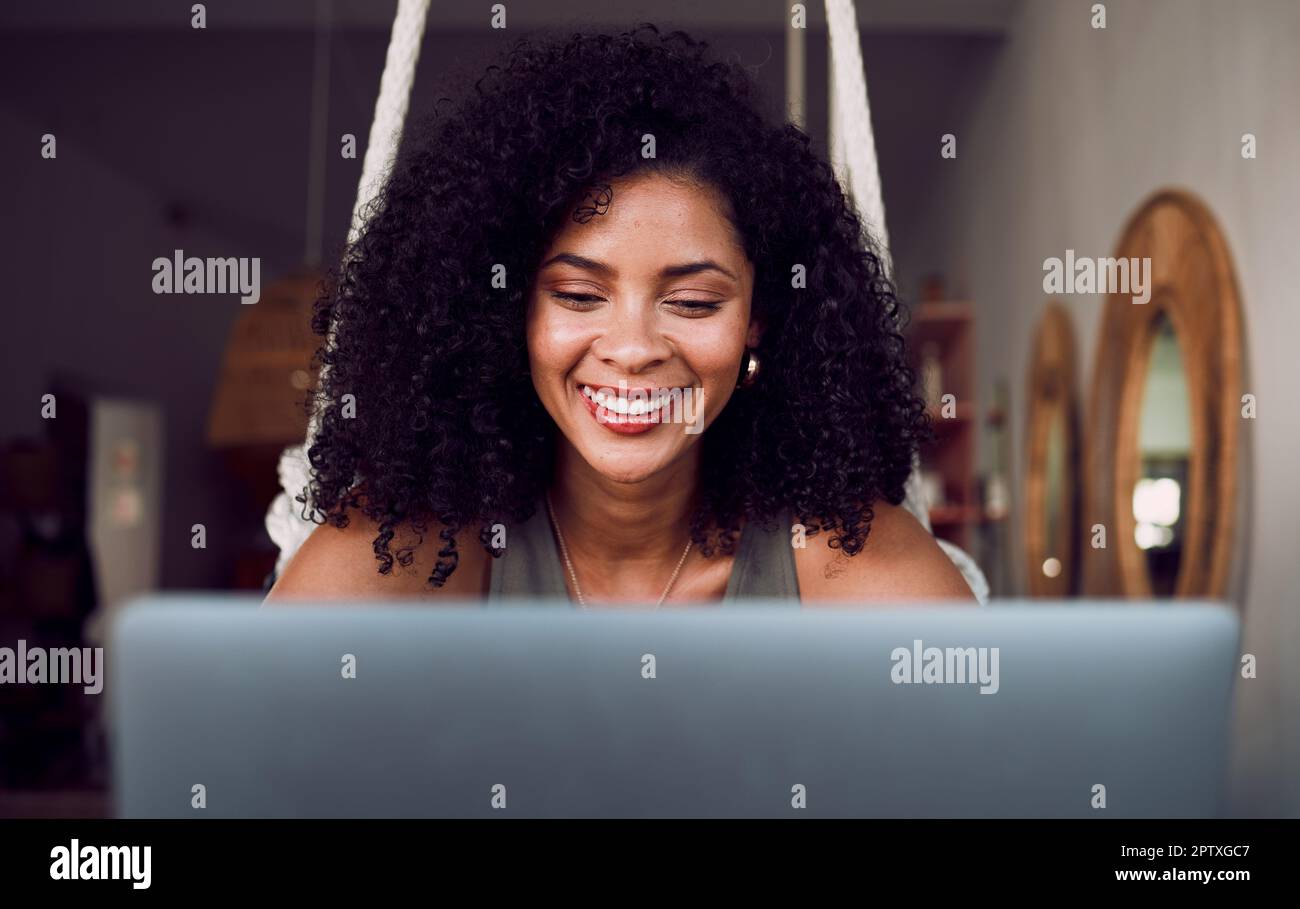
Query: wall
897 0 1300 815
0 28 387 590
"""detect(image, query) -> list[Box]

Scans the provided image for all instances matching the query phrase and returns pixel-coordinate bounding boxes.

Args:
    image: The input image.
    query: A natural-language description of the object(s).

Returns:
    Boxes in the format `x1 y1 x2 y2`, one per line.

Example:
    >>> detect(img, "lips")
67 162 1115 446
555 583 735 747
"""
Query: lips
577 382 685 434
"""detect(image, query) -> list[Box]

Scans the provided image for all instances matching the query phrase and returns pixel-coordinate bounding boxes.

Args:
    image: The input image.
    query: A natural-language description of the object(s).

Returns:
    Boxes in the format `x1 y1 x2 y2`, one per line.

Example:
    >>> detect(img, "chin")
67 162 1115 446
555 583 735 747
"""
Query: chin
579 444 677 485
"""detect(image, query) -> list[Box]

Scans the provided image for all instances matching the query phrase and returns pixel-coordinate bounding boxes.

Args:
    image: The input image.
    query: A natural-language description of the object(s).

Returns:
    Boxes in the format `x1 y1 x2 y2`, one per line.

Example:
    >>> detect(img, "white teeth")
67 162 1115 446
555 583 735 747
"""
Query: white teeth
580 384 677 417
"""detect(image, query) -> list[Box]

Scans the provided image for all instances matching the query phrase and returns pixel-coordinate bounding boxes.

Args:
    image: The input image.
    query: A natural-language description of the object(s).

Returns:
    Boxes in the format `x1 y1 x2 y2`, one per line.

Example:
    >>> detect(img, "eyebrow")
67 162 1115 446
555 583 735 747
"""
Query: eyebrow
537 252 738 282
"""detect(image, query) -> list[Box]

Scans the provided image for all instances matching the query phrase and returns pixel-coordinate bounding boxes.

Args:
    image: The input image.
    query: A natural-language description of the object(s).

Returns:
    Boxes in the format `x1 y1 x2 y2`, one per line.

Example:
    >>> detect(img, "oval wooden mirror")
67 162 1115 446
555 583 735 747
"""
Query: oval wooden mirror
1083 189 1245 598
1024 302 1079 596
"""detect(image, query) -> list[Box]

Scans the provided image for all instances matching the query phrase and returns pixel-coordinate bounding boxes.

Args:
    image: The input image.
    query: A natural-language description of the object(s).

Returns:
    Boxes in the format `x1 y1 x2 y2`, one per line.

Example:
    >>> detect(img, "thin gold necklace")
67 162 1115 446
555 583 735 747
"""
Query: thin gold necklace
544 492 693 609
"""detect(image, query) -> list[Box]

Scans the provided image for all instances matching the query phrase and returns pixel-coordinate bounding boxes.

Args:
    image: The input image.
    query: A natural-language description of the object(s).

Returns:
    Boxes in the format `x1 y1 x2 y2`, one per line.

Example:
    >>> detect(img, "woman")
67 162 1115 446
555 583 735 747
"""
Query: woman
266 25 973 606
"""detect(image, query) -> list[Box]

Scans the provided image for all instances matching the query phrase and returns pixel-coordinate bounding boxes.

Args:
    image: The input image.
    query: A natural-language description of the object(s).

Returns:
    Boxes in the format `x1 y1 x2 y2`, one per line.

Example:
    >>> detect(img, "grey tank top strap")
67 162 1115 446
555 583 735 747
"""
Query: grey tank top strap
487 505 572 601
721 512 801 601
487 503 800 604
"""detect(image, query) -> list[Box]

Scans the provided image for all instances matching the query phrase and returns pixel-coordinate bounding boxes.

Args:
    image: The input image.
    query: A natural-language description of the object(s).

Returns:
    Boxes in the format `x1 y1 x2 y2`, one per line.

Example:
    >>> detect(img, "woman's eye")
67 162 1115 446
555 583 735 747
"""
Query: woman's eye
549 292 720 315
665 300 722 316
550 292 603 309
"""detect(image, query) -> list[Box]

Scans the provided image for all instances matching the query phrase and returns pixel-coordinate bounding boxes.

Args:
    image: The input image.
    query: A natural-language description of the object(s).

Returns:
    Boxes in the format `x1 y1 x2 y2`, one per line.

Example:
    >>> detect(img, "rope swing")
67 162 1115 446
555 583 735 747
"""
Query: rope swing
264 0 431 578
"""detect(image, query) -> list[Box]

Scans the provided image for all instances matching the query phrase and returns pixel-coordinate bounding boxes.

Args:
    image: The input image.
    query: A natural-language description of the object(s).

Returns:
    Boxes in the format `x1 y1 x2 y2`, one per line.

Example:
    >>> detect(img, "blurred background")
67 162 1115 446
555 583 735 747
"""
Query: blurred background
1 0 1296 817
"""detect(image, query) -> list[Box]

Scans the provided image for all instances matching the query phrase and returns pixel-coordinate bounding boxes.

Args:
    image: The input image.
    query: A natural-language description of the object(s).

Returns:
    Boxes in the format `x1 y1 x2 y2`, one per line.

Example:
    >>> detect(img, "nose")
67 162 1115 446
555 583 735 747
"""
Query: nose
589 304 673 376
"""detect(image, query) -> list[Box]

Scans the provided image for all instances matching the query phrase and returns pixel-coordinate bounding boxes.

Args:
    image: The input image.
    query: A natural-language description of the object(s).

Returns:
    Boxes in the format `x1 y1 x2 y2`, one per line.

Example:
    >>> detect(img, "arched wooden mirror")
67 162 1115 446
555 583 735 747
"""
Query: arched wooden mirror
1083 190 1245 599
1024 302 1080 596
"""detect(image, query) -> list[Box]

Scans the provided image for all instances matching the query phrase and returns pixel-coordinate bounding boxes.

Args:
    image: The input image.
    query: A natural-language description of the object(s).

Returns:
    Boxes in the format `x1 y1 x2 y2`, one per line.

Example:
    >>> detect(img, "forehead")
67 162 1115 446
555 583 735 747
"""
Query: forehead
545 172 747 263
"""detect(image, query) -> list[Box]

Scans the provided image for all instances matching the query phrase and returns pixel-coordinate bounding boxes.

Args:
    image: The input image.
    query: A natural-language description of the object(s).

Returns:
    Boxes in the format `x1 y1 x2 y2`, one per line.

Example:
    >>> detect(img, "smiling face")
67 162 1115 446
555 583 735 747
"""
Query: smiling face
525 171 759 486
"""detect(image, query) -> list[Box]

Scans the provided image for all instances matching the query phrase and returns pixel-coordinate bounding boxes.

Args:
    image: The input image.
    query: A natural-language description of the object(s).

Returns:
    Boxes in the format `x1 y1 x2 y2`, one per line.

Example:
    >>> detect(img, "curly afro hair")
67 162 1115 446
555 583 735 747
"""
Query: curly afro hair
300 24 930 588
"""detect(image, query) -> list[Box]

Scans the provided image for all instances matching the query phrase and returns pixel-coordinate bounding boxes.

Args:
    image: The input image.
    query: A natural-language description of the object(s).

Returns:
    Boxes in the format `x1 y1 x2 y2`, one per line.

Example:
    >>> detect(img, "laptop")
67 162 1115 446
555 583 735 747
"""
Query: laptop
109 596 1239 818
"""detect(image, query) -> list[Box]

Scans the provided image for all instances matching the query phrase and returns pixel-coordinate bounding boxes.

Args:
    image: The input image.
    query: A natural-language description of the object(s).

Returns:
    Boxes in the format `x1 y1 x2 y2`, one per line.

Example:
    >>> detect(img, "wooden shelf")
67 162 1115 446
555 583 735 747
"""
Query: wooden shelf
906 296 977 551
914 301 973 321
928 505 983 526
910 302 973 344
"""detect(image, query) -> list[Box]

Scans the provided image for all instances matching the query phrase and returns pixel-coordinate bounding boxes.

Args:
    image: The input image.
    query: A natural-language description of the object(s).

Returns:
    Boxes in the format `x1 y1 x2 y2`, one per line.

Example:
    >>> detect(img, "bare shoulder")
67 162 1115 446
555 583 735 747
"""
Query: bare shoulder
263 505 490 605
794 500 975 603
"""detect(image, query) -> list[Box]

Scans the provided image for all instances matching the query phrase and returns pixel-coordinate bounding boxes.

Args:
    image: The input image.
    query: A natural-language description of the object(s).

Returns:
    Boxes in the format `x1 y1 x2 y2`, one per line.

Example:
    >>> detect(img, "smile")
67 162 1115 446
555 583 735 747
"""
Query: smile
577 383 686 435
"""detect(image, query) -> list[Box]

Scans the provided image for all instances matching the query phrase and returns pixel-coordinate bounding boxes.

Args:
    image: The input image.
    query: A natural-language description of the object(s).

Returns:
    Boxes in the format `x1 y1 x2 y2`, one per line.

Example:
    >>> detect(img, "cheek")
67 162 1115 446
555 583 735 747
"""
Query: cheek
525 301 582 376
684 315 749 384
682 327 747 432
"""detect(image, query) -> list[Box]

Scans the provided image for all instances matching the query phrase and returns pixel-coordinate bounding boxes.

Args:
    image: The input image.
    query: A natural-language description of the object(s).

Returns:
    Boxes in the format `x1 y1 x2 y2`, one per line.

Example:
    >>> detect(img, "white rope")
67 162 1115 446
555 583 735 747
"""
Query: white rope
346 0 432 249
265 0 431 580
825 0 988 602
825 0 891 271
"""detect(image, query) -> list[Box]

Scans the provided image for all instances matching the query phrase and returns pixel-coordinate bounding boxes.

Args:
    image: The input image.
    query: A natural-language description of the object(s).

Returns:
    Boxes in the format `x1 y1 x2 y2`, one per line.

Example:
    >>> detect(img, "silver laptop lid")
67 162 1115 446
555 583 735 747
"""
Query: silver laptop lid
111 597 1239 818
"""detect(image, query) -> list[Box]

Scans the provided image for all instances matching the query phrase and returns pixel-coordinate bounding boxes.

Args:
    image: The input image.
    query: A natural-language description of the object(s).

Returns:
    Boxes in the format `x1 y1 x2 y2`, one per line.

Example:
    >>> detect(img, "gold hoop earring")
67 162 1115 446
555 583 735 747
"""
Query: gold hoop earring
738 348 760 388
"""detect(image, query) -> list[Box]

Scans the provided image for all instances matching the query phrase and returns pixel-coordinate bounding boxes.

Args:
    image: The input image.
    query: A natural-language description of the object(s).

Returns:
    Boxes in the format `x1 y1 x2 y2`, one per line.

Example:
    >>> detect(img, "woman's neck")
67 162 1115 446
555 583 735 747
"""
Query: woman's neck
547 442 701 595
